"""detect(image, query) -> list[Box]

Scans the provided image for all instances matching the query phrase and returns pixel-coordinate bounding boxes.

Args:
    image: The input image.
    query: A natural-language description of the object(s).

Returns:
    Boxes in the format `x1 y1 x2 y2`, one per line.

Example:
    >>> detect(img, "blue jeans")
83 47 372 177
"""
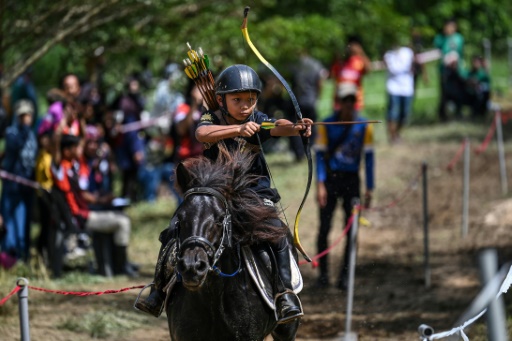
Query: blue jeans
387 95 413 125
0 184 33 261
138 163 183 204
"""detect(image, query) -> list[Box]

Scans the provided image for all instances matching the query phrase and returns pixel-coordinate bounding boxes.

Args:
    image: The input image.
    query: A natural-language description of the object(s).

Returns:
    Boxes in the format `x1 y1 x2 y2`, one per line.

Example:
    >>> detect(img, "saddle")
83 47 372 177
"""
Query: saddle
161 243 303 311
242 245 303 310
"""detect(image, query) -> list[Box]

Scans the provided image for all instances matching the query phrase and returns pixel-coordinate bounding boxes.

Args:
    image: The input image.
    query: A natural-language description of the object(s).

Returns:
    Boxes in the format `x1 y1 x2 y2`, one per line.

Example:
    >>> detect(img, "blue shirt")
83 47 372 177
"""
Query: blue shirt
314 115 374 190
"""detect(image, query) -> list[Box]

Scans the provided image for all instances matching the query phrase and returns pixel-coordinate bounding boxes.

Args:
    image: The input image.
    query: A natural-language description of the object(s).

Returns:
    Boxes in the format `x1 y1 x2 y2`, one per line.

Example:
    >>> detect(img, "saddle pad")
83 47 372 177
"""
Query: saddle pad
241 246 303 311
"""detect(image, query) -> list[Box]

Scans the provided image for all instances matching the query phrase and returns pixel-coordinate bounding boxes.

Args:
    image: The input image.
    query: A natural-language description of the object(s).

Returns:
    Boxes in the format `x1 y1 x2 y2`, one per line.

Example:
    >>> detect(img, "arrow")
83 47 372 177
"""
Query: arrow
260 120 381 129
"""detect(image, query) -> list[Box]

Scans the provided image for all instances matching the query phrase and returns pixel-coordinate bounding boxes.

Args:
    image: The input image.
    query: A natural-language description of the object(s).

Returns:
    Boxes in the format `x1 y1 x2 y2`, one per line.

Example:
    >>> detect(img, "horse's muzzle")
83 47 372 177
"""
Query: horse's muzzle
177 248 210 290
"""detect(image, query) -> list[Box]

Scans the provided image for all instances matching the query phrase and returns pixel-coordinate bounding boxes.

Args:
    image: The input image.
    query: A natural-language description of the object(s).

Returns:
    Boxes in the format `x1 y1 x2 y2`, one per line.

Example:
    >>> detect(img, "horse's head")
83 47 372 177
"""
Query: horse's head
174 164 232 291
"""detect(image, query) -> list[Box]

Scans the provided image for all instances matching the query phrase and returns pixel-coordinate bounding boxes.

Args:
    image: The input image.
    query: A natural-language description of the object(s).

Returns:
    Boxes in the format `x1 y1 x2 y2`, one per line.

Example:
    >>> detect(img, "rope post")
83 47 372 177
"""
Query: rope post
422 162 431 289
462 138 470 238
344 199 360 341
478 248 507 341
495 111 508 196
16 278 30 341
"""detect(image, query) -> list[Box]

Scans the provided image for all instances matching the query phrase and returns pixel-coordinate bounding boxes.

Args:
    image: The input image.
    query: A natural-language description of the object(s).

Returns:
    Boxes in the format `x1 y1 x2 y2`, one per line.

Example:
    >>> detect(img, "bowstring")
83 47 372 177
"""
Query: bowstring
241 28 290 229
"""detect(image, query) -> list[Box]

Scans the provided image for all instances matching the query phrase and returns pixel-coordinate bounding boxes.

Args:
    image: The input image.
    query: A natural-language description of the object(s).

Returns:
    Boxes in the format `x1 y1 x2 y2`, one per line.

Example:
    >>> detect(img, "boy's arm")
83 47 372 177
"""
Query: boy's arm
270 118 312 137
196 121 261 143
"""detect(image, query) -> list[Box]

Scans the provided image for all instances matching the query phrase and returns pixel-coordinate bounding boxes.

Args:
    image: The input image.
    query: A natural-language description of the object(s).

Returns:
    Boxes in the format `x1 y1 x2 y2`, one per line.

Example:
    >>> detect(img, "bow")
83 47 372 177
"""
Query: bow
241 6 312 262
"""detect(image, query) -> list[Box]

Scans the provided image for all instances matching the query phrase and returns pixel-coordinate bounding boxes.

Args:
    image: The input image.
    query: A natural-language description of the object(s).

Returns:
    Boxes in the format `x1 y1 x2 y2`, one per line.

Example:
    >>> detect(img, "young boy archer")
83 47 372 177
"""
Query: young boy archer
135 64 312 324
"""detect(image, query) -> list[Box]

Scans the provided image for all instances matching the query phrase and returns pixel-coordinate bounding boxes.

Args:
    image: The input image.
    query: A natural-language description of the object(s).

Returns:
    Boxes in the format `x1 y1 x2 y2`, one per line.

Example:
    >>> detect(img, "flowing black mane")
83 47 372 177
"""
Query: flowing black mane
177 146 287 244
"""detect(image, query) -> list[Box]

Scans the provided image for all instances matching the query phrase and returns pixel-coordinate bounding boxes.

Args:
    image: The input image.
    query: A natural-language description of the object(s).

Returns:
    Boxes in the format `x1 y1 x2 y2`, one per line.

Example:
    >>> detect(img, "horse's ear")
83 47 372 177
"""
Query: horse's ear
176 162 191 192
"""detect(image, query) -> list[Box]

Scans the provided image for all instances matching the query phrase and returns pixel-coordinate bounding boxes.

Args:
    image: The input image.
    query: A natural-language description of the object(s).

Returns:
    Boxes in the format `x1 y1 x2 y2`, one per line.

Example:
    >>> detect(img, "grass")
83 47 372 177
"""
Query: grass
58 309 146 339
1 56 512 339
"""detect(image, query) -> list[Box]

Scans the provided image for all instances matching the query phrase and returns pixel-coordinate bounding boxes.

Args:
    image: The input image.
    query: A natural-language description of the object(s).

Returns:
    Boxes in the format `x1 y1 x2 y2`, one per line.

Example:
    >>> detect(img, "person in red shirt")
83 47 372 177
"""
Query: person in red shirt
172 85 204 162
51 124 137 277
331 35 372 112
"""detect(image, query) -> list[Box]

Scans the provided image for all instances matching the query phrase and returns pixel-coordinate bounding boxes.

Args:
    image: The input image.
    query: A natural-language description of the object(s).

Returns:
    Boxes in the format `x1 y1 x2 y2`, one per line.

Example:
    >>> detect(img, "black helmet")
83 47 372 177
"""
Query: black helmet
215 64 262 95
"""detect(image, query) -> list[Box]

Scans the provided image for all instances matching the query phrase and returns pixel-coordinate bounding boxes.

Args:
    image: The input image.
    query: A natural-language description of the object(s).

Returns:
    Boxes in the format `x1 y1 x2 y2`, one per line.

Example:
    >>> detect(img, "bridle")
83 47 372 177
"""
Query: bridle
175 187 233 270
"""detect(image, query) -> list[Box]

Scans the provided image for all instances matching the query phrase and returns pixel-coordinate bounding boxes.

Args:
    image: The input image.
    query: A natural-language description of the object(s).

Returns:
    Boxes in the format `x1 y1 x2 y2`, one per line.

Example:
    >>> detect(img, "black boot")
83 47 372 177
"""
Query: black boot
113 246 139 278
274 244 303 324
134 284 166 317
134 226 177 317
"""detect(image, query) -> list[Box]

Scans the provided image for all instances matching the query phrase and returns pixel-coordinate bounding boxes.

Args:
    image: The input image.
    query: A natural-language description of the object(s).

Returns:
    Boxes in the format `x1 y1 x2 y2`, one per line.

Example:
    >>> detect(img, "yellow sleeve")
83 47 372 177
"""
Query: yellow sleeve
314 125 328 151
363 123 374 150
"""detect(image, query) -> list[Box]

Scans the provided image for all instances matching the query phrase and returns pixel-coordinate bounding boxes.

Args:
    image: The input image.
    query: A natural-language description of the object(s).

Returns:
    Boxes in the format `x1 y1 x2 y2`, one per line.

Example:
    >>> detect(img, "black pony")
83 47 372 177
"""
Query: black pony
166 147 300 341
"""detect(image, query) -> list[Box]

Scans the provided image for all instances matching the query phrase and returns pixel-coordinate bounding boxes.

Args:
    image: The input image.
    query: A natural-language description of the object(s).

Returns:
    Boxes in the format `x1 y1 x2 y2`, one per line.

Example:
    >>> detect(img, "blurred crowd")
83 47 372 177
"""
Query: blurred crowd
0 19 493 278
0 61 207 272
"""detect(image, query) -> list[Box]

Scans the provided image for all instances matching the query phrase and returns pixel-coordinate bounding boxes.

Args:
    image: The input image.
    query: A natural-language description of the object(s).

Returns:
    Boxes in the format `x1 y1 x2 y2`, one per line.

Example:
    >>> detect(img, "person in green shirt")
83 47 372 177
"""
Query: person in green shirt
434 18 465 121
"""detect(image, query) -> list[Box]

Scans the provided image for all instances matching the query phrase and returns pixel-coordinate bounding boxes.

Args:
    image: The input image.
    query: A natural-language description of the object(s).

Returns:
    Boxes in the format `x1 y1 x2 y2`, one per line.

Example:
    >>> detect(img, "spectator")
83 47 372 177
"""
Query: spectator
173 85 204 162
0 100 38 266
440 52 467 119
80 125 115 209
111 75 146 202
51 127 137 277
37 89 68 136
411 29 429 90
331 35 372 113
34 131 53 256
314 82 375 290
466 55 491 118
290 50 328 161
152 63 185 119
383 43 415 144
62 73 82 100
10 69 38 127
434 18 465 121
138 84 206 203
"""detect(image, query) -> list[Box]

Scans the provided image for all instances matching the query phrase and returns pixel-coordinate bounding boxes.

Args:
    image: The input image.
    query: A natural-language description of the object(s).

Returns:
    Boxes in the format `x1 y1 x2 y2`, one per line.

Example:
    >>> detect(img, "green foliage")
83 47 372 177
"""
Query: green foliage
2 0 512 96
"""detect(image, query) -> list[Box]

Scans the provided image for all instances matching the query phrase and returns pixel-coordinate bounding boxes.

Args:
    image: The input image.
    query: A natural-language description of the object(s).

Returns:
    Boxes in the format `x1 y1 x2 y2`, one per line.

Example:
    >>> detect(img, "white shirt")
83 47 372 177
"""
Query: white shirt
384 46 415 97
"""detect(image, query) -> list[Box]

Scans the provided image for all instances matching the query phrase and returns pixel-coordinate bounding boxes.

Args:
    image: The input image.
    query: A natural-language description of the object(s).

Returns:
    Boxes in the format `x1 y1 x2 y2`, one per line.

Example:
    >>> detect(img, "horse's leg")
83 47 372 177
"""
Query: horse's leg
271 319 299 341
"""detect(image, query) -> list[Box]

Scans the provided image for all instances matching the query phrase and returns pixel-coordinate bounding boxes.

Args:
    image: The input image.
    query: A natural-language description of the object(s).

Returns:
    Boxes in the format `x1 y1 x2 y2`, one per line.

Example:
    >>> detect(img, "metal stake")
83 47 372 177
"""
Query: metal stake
478 249 508 341
422 162 431 289
462 138 470 238
17 277 30 341
345 199 360 341
496 111 508 196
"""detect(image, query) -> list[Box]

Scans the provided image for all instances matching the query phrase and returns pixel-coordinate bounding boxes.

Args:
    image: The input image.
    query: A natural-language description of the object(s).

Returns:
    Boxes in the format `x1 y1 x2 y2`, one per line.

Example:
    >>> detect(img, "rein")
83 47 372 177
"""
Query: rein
177 187 237 276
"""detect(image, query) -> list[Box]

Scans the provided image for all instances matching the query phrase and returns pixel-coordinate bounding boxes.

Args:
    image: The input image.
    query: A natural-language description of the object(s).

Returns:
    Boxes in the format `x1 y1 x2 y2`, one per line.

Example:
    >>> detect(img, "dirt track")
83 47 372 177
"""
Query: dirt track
1 122 512 340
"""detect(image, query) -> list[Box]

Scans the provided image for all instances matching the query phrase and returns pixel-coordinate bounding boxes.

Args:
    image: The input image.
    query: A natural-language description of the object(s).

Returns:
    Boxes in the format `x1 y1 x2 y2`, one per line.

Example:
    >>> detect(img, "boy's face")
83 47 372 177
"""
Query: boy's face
218 92 258 122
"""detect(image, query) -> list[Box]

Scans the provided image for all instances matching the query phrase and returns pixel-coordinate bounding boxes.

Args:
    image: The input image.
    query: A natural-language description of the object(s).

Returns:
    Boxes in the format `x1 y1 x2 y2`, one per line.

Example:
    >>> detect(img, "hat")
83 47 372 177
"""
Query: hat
336 82 357 99
14 99 34 116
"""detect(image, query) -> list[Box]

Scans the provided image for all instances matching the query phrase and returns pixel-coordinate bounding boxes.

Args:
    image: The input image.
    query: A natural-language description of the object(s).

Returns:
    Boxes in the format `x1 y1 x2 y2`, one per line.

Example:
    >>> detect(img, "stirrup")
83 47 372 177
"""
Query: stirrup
274 289 304 324
133 282 165 318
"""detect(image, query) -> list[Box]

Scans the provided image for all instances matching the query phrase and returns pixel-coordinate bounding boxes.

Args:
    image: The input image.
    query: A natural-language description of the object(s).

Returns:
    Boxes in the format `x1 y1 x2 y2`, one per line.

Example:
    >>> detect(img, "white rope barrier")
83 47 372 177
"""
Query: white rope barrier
421 264 512 340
